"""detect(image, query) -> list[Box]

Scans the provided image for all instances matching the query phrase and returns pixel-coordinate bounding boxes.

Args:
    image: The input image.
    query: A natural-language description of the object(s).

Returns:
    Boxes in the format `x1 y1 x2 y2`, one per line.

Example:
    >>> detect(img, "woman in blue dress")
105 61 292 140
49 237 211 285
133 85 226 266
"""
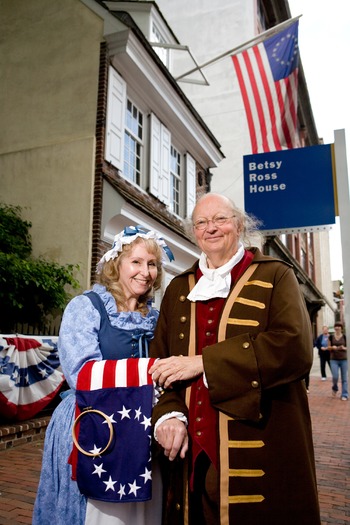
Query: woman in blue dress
32 226 174 525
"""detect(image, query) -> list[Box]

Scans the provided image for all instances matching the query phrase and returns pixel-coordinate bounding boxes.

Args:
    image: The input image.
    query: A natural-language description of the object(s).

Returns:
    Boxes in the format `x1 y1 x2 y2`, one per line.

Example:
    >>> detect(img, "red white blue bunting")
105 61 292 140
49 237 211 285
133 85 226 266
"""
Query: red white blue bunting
0 335 64 421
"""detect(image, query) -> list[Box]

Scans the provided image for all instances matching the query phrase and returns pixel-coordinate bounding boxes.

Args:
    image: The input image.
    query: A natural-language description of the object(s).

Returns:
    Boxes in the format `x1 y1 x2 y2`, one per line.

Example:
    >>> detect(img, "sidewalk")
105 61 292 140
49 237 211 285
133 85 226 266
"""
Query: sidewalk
0 370 349 524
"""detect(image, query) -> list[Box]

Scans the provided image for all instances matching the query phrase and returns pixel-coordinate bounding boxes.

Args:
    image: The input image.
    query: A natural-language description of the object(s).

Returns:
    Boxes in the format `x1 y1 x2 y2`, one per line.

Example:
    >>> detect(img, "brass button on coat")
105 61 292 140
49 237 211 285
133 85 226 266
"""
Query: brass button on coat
243 341 250 349
175 503 181 511
180 316 187 323
179 295 186 302
178 333 185 340
251 380 259 388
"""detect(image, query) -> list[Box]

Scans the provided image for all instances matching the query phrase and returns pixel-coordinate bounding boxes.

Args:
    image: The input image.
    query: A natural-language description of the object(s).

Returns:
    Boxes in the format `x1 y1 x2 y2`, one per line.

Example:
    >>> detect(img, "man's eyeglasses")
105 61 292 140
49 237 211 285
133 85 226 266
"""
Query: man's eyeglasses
193 215 236 230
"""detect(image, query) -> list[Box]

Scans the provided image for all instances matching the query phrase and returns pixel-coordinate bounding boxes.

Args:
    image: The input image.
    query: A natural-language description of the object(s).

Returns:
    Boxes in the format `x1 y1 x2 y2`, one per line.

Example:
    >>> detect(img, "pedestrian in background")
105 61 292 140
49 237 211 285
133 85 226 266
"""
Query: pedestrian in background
315 325 331 380
329 322 348 400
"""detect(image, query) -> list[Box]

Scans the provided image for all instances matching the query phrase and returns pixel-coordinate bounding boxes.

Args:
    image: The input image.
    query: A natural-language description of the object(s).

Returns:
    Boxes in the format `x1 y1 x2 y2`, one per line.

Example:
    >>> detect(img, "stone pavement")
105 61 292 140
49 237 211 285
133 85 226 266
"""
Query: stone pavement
0 364 349 524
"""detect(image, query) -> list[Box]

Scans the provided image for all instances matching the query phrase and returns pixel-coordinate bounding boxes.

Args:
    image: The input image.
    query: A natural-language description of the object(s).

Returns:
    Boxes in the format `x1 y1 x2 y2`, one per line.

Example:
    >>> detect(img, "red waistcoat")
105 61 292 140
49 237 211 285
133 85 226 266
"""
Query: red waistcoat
188 251 254 488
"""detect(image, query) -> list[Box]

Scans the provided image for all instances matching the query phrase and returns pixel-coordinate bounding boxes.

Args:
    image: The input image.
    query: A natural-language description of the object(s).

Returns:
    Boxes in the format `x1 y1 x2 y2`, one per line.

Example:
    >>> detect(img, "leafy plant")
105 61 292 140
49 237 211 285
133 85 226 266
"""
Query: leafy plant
0 203 79 332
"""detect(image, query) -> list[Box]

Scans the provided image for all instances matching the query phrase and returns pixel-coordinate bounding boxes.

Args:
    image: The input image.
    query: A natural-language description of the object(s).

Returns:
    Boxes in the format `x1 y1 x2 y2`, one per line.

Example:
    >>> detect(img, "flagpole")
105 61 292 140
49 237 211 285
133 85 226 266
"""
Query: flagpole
175 15 302 81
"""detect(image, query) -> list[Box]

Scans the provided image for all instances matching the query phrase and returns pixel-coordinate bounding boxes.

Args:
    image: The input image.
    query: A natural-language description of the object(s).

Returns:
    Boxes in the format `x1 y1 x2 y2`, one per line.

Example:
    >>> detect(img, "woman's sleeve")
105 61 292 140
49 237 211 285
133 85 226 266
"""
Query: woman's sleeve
58 295 103 389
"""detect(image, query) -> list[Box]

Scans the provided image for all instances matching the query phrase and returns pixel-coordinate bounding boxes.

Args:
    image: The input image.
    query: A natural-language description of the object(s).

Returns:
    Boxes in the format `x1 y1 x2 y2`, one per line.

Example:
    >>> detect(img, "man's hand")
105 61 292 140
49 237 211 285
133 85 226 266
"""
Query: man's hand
156 417 188 461
149 355 203 389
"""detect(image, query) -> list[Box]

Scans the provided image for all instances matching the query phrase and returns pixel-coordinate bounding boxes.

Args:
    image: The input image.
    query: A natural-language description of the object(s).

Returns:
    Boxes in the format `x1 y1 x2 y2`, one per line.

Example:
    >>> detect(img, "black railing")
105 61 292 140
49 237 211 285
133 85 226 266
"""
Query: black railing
9 316 62 336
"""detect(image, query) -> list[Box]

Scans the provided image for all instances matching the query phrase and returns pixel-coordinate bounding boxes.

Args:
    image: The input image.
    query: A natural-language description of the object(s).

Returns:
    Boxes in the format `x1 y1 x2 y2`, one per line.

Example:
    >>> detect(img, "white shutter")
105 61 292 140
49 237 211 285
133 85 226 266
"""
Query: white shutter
160 125 171 205
150 113 161 198
105 67 126 170
186 152 196 218
150 113 170 205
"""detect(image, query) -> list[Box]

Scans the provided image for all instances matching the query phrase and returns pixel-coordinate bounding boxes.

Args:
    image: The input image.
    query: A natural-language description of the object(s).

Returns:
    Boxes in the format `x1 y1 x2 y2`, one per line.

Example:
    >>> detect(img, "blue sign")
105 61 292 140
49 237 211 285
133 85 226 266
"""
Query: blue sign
243 145 336 233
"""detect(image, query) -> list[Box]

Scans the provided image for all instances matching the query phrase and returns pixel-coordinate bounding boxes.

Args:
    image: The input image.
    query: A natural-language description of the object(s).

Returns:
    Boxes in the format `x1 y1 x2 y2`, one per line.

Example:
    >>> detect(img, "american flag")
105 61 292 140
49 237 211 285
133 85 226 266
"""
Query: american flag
72 358 156 503
232 20 300 154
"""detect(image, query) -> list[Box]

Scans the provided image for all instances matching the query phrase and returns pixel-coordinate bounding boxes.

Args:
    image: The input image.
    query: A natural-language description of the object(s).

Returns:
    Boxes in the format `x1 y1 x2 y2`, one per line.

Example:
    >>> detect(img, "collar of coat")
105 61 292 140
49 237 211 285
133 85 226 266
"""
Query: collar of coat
180 247 292 278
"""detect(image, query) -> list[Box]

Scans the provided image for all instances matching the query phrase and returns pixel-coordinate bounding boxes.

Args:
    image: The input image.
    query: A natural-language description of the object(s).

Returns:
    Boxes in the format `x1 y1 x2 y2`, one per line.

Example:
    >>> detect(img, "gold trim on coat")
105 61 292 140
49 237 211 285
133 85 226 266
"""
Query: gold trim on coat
245 279 273 288
229 469 265 477
229 495 265 504
227 318 260 326
229 440 265 448
235 297 266 309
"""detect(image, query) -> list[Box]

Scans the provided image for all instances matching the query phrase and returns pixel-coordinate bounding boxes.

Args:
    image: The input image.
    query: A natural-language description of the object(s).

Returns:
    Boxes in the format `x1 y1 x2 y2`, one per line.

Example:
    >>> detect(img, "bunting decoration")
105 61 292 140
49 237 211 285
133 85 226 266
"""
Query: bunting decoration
0 335 63 421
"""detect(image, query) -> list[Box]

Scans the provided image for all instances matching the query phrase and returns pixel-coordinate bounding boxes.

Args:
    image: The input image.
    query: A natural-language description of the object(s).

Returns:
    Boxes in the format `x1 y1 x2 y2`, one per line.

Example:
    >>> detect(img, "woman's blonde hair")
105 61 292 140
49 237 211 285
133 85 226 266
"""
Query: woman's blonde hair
98 238 163 315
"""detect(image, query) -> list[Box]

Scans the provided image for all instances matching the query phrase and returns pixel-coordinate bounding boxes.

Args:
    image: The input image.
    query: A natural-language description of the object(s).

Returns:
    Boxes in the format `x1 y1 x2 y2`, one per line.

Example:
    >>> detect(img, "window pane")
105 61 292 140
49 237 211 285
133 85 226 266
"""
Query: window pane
123 100 143 185
170 145 181 214
151 22 169 67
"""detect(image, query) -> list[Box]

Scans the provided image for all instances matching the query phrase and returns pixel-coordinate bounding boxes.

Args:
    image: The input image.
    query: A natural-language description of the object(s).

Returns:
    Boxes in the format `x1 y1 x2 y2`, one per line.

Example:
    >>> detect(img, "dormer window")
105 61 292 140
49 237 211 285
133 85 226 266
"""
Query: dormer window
151 22 169 67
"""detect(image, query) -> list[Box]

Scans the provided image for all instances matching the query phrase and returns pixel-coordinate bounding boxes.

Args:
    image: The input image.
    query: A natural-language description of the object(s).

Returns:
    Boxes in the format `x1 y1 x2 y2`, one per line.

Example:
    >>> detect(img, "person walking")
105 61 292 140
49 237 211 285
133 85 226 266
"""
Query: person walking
149 193 320 525
315 325 331 380
329 322 348 400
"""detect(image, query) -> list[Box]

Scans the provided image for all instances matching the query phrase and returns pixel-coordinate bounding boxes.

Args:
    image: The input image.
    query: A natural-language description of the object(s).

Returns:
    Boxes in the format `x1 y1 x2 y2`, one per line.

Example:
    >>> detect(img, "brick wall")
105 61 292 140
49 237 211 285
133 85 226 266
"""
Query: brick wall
0 416 51 451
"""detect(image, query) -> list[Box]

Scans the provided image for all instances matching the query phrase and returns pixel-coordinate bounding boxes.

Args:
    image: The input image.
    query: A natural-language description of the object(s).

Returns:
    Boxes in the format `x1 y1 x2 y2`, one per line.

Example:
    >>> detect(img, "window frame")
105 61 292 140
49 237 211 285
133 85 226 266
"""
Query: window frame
123 98 144 186
105 67 197 218
170 144 181 215
150 20 170 68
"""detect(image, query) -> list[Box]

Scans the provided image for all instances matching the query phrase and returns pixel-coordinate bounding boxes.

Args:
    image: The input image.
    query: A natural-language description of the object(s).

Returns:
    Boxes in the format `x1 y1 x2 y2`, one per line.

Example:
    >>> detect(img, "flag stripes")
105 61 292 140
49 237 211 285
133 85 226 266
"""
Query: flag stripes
232 20 299 154
77 358 155 390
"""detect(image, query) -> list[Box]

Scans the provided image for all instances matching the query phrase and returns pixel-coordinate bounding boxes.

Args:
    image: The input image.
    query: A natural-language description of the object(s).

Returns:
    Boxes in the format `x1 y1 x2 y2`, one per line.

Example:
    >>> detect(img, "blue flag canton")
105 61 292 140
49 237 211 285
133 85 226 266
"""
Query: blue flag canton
75 384 154 503
264 22 299 81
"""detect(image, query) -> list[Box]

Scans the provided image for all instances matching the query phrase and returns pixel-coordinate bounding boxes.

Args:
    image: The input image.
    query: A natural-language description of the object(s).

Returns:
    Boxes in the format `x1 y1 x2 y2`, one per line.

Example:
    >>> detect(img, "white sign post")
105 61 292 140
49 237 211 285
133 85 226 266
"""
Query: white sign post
333 129 350 343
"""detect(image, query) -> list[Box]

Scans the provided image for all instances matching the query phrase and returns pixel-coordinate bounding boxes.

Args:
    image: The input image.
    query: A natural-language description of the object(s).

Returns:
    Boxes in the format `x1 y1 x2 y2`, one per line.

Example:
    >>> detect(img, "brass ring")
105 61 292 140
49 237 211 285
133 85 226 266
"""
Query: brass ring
72 408 114 456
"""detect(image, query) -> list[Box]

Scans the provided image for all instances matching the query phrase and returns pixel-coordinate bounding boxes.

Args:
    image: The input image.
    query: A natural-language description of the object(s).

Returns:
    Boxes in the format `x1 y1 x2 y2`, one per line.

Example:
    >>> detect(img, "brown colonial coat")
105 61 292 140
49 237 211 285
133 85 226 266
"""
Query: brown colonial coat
150 249 320 525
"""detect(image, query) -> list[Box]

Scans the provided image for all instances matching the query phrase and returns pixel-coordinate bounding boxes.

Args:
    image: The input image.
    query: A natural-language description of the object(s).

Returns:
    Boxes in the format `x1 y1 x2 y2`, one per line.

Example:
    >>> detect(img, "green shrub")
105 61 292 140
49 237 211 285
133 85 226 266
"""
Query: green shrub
0 203 79 332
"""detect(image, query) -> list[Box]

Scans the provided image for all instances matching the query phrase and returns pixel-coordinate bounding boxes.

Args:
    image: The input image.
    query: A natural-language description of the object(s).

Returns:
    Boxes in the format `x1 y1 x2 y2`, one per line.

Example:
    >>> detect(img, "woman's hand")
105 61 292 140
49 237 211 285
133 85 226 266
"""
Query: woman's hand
149 355 204 389
156 417 188 461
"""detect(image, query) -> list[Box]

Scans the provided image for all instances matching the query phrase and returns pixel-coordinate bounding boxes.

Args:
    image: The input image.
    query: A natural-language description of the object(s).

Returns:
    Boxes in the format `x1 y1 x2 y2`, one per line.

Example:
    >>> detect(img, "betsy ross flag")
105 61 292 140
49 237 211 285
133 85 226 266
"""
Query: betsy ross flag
71 358 156 503
232 20 300 154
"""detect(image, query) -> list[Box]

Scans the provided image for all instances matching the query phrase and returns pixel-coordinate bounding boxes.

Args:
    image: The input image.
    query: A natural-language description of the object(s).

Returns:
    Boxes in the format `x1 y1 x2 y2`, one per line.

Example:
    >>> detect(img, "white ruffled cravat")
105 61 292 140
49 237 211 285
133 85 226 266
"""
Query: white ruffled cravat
187 243 244 301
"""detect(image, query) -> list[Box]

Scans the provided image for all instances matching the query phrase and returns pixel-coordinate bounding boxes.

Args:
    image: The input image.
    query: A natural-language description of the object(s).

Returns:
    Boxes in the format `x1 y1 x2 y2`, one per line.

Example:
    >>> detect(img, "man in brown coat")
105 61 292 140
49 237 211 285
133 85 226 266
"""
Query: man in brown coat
150 193 320 525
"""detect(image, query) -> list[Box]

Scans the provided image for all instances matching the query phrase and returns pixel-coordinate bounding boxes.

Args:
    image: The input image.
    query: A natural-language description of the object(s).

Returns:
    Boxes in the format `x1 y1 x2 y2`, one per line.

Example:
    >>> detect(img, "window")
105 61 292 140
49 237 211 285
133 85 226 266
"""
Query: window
151 22 169 67
149 113 196 217
170 146 181 215
279 234 287 246
301 247 307 272
124 100 143 185
105 68 196 218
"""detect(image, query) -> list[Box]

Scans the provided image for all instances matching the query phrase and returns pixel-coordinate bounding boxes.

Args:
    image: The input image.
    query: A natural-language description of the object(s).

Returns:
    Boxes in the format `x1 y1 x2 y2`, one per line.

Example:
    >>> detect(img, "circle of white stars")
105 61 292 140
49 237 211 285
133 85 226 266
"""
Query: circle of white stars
271 31 299 68
86 404 153 500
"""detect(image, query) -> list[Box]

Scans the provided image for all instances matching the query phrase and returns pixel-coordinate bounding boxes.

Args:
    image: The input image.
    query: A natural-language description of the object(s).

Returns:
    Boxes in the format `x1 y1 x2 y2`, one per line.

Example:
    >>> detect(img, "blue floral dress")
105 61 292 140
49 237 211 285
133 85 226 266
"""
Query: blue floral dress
32 284 159 525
